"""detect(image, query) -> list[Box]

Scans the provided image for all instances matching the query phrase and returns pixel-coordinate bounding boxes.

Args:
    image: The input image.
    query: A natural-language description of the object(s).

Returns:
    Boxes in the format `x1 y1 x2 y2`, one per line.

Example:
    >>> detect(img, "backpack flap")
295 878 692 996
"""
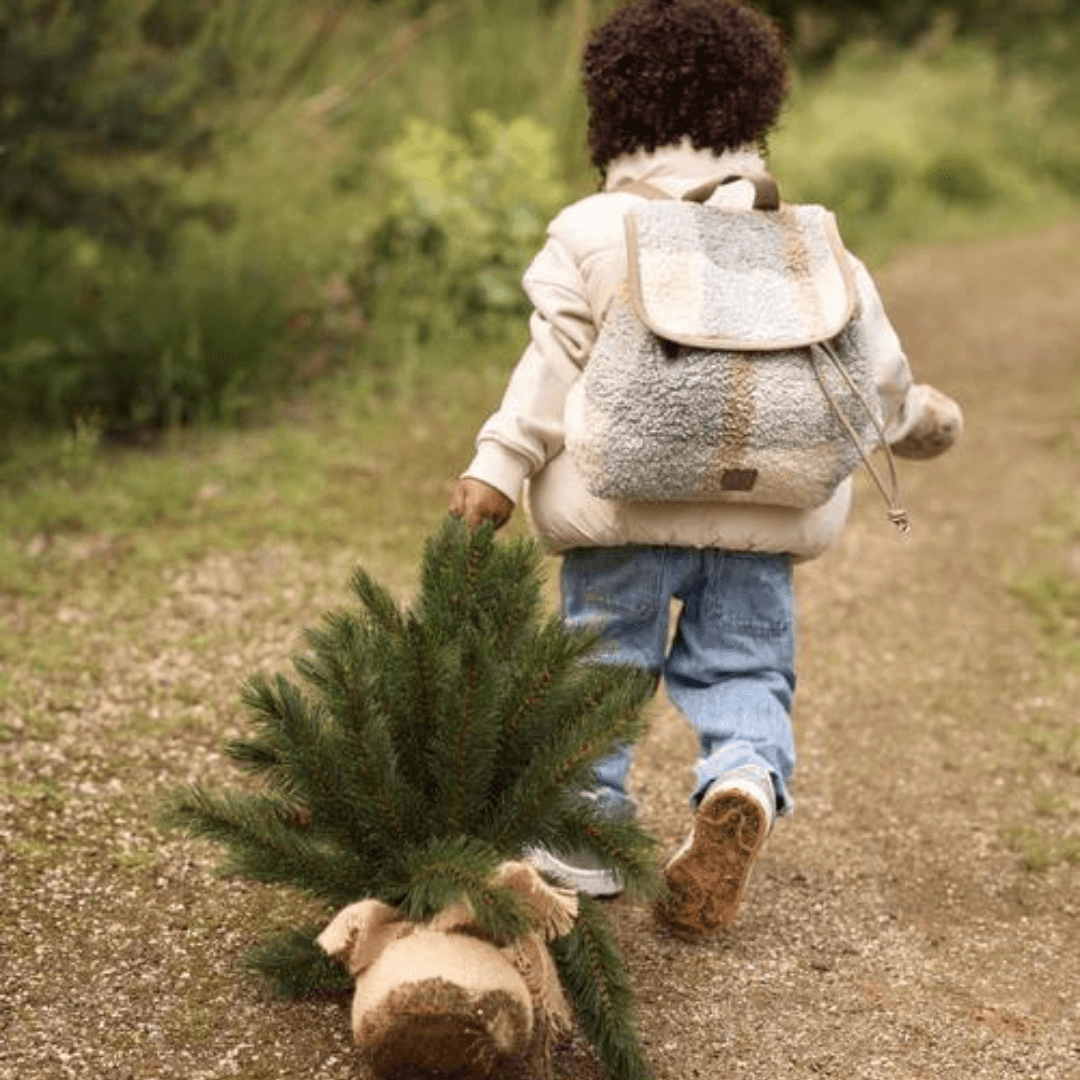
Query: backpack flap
625 201 856 350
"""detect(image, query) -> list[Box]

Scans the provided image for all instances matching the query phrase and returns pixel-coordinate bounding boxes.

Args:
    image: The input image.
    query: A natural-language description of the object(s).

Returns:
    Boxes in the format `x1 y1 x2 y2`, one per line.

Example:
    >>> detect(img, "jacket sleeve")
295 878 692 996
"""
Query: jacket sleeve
851 256 964 459
461 232 597 503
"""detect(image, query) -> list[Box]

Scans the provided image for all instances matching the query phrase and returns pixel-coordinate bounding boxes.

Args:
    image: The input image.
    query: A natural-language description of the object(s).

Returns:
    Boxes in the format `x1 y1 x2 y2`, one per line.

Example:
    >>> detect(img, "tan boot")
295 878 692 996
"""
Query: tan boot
655 769 774 941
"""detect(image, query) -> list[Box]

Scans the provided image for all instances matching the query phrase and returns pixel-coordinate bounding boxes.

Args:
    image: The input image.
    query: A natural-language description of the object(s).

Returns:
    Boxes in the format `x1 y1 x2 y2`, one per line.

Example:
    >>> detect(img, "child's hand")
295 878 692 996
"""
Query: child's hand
890 386 964 460
449 478 515 530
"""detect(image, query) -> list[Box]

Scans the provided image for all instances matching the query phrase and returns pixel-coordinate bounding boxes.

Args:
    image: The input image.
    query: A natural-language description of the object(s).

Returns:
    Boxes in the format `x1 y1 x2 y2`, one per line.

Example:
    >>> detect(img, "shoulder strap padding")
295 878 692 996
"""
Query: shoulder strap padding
616 173 781 209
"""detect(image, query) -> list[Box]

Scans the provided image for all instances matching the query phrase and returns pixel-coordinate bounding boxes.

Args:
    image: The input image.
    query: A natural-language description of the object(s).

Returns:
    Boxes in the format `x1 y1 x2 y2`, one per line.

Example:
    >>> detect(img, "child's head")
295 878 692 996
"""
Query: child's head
583 0 789 171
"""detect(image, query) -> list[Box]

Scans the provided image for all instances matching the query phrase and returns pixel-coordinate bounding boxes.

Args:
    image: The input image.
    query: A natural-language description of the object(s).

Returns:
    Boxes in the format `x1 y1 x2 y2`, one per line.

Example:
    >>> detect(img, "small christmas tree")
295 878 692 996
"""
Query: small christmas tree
169 518 659 1080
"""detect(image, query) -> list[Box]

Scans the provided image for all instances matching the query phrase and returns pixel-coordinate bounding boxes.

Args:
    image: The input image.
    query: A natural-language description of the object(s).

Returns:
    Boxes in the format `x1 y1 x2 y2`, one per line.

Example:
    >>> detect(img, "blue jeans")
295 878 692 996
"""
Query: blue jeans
560 546 795 817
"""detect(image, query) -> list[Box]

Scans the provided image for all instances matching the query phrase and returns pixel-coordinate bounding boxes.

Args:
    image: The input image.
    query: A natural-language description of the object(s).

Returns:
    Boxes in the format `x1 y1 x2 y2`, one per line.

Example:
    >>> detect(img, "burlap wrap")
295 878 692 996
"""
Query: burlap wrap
317 860 578 1058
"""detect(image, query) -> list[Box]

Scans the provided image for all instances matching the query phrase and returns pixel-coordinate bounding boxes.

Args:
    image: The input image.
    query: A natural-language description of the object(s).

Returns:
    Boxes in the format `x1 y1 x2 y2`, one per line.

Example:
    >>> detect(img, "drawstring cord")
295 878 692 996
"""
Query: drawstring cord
811 340 911 533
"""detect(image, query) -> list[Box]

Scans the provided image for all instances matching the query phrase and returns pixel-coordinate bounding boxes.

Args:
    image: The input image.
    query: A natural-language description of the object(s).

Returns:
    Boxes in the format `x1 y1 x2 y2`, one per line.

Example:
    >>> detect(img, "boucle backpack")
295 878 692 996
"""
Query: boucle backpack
564 174 909 530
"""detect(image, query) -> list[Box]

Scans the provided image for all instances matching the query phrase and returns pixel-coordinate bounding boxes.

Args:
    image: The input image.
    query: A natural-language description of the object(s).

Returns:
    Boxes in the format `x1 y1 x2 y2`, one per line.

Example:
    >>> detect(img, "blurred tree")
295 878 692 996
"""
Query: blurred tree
0 0 237 254
526 0 1080 72
754 0 1080 67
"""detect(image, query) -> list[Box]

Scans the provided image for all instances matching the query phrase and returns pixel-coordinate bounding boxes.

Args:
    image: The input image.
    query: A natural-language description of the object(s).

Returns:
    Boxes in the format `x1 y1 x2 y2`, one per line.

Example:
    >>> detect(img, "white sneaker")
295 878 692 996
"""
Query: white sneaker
525 846 624 898
655 766 775 939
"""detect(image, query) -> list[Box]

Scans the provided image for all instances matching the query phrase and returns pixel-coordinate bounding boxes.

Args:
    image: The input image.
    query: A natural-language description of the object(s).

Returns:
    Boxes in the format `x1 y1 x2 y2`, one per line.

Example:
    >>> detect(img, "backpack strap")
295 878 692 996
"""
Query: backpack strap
612 178 672 201
614 172 780 209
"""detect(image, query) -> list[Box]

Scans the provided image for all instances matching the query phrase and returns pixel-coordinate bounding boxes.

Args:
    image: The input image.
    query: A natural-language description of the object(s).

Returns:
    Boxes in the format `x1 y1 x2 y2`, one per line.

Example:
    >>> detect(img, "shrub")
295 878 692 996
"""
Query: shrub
771 41 1080 257
358 111 572 351
0 0 238 249
922 151 996 206
824 151 905 215
0 223 297 435
0 0 326 435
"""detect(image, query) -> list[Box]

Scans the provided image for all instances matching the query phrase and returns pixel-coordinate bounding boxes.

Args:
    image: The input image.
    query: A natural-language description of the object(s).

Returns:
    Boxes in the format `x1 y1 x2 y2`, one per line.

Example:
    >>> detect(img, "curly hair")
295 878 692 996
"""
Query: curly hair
582 0 790 170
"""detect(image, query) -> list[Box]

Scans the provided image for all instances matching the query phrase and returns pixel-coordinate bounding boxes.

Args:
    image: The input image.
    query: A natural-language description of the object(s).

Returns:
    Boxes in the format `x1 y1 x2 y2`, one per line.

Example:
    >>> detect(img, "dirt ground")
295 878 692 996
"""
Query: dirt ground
3 221 1079 1080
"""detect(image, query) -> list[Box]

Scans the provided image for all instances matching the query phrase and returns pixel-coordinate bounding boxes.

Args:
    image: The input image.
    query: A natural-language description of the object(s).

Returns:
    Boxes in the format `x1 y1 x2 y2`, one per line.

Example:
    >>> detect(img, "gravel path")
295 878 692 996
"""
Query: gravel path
3 222 1079 1080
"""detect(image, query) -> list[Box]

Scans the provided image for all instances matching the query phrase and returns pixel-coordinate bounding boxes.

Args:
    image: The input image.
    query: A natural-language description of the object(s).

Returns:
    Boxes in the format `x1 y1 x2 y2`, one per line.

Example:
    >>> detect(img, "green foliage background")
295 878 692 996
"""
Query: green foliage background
2 0 1080 437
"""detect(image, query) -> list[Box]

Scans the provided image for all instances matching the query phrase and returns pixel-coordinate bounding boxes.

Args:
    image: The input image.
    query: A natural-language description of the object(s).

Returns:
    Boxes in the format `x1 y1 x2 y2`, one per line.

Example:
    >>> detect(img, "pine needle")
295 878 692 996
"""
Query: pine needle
550 896 654 1080
244 924 353 1000
349 566 405 636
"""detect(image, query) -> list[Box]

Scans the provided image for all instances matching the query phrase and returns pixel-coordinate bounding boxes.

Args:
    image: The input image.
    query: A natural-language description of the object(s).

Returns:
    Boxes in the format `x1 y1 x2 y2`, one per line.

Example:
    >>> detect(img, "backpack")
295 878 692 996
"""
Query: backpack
563 174 909 531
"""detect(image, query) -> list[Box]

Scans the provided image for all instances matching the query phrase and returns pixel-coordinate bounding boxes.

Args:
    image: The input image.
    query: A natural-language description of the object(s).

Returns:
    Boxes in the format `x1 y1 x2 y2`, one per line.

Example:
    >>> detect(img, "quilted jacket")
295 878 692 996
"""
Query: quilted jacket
461 141 962 559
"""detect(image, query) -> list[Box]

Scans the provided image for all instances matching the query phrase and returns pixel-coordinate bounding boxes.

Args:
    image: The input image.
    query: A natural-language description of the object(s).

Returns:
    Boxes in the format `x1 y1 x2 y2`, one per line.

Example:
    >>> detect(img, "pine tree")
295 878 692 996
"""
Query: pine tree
169 518 660 1080
0 0 243 253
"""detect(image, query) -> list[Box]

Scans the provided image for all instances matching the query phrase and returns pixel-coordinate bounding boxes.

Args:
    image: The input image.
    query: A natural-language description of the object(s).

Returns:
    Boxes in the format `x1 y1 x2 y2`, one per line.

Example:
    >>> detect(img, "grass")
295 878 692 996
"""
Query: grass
1004 825 1080 873
1002 707 1080 872
1011 565 1080 663
996 352 1080 872
771 40 1080 260
0 344 528 598
1013 720 1080 775
1007 441 1080 667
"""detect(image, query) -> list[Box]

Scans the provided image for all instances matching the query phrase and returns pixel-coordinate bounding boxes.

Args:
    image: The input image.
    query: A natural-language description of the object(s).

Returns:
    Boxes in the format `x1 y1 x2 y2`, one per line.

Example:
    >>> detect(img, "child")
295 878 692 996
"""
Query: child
449 0 961 940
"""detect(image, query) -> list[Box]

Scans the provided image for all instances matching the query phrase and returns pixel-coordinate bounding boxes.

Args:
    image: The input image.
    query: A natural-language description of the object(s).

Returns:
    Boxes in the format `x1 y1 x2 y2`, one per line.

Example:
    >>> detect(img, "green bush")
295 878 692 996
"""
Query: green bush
922 151 997 206
771 42 1080 257
0 0 328 435
358 110 572 349
0 0 241 248
0 223 297 434
822 151 905 216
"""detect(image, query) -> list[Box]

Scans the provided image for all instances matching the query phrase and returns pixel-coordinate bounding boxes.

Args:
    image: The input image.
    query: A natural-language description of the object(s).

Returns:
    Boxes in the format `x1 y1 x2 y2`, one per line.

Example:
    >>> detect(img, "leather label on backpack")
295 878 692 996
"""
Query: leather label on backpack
720 468 758 492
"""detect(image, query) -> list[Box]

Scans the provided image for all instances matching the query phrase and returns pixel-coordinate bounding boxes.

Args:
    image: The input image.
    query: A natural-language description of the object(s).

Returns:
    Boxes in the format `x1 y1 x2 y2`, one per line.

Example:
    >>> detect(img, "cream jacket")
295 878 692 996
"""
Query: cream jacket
462 143 961 559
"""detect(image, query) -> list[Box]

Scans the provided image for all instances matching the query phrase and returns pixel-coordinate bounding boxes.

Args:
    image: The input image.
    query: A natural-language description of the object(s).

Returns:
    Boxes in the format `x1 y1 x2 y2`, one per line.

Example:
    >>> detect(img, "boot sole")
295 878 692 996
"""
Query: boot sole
655 789 768 941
